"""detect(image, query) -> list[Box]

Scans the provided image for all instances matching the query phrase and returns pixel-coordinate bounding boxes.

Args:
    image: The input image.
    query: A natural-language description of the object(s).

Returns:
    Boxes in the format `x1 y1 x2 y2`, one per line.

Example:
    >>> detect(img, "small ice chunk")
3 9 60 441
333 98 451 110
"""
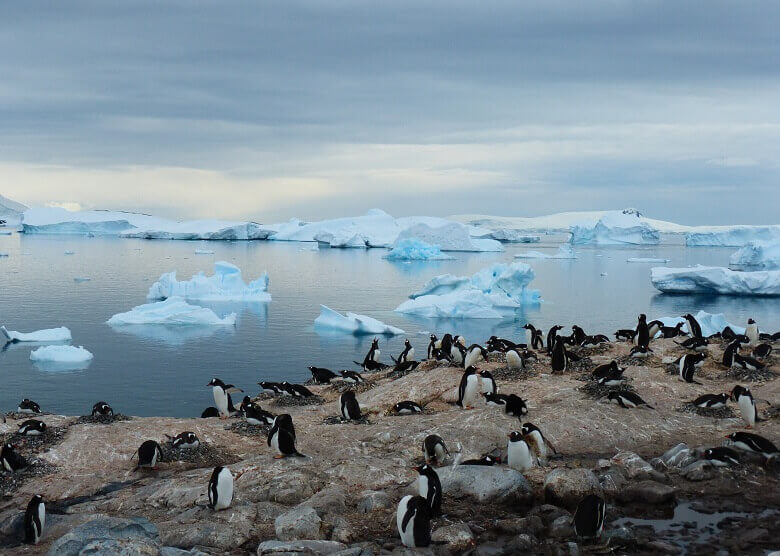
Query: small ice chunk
384 239 455 261
147 261 271 302
194 249 215 255
2 326 72 343
0 253 8 257
514 244 576 259
30 345 93 363
107 297 237 326
314 305 404 335
64 250 75 255
74 277 91 282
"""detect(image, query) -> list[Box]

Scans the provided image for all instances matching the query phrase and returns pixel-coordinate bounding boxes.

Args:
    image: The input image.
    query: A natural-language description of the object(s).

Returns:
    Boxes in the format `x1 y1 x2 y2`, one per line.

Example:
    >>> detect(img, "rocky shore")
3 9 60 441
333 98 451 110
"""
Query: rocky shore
1 336 778 555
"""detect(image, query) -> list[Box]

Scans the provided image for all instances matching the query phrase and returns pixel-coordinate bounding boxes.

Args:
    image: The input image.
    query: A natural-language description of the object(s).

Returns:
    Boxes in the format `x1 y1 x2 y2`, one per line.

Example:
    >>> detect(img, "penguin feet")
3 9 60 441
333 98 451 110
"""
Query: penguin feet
273 455 284 459
219 415 228 420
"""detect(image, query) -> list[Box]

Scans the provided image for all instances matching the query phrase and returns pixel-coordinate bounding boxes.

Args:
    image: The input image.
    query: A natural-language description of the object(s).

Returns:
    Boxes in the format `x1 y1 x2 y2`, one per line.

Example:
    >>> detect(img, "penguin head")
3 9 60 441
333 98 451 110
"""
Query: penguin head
638 314 646 322
508 431 524 443
520 422 539 436
430 334 437 341
371 338 379 348
606 392 619 402
31 494 43 503
207 378 225 388
307 366 315 372
240 396 252 409
405 339 411 347
748 318 755 324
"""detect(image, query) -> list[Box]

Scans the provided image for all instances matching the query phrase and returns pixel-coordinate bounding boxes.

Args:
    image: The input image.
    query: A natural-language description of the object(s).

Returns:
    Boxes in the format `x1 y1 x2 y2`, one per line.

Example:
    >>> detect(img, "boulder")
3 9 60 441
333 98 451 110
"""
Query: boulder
543 468 603 509
47 517 161 556
357 490 393 513
680 460 714 481
257 540 347 555
435 465 533 505
617 481 676 505
548 515 574 539
275 506 325 541
301 487 348 518
430 523 475 552
611 451 665 481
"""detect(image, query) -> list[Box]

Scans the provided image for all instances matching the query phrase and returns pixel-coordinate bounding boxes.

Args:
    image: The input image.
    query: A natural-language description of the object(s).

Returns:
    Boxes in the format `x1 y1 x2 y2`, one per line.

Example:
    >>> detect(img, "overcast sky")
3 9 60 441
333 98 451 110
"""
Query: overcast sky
1 1 778 224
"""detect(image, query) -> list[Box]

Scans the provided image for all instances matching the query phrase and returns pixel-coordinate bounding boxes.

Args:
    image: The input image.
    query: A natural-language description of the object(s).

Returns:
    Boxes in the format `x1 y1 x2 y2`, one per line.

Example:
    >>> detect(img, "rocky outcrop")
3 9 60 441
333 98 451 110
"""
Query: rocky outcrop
543 468 603 509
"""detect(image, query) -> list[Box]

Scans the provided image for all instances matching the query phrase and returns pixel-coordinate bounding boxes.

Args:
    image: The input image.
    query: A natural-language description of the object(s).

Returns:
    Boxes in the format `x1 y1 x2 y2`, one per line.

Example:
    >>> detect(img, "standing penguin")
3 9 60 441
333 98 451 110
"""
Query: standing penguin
546 325 563 354
463 344 488 369
340 391 362 421
678 354 704 384
363 338 380 366
268 414 305 458
422 434 450 465
480 370 497 395
573 494 606 538
414 464 442 516
207 466 234 510
397 339 415 364
24 495 45 545
507 431 534 471
396 495 431 548
1 443 28 472
745 319 759 345
427 334 438 360
682 313 702 338
722 340 743 367
523 324 544 350
730 385 759 428
551 337 568 373
506 348 526 370
457 367 482 409
521 422 557 465
133 440 163 470
206 378 242 419
635 314 649 348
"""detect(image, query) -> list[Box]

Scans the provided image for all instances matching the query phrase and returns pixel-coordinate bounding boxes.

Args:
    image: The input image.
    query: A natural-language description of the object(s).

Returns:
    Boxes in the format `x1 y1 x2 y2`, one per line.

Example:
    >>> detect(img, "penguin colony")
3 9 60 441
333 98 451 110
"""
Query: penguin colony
1 314 777 549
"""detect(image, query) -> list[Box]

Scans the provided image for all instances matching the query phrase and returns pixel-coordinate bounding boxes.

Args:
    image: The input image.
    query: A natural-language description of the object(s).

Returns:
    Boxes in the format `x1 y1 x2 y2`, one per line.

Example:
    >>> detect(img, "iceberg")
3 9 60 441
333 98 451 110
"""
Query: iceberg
627 257 670 263
394 223 503 252
729 240 780 270
570 209 660 245
1 326 72 343
147 261 271 302
396 262 541 319
514 244 576 260
685 226 780 247
650 265 780 296
30 345 93 363
314 230 369 248
107 297 237 326
384 239 455 261
314 305 404 335
483 229 540 243
652 310 745 337
0 194 27 226
194 249 215 255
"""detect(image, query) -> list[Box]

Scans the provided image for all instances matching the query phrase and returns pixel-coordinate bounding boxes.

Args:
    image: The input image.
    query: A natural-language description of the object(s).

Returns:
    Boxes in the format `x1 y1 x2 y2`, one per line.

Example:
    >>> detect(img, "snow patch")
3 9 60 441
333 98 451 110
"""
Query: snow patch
514 244 576 260
147 261 271 302
729 240 780 270
570 209 660 245
314 305 404 335
384 239 455 261
1 326 72 343
107 297 237 326
651 265 780 296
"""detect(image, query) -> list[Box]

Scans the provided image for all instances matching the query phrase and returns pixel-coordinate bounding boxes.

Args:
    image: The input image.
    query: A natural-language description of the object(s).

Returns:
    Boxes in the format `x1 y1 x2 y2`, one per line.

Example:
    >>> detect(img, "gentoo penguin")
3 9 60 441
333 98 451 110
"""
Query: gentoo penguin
725 432 778 459
546 325 563 354
551 337 568 373
464 344 488 369
396 495 431 548
597 367 626 387
614 329 636 342
675 336 708 352
207 378 242 419
682 313 702 338
480 370 497 395
1 443 27 471
628 345 653 358
239 397 275 426
414 464 442 516
363 338 380 365
207 466 234 510
422 434 449 465
268 414 304 458
201 407 220 418
457 366 482 409
392 360 420 374
340 391 362 420
339 370 365 384
607 391 654 409
394 401 423 415
438 334 454 357
483 392 509 407
570 325 587 345
427 334 438 359
461 454 500 466
591 361 624 381
353 359 389 372
730 385 759 428
397 339 415 364
722 340 743 367
573 494 606 538
659 322 685 339
521 422 556 465
635 314 650 348
703 447 740 467
721 326 738 341
507 431 534 471
133 440 162 470
308 366 338 384
280 382 315 397
17 420 46 436
580 335 609 348
733 352 765 372
91 401 113 417
258 381 284 394
523 324 544 350
170 431 200 449
679 353 705 384
450 342 467 366
745 319 759 345
752 343 773 359
690 393 729 409
506 348 526 370
24 495 45 545
18 399 41 414
505 394 529 417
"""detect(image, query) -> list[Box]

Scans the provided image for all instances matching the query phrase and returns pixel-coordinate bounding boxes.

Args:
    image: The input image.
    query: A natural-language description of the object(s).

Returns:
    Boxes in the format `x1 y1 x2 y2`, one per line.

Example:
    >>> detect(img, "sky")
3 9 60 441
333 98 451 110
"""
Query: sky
1 0 779 225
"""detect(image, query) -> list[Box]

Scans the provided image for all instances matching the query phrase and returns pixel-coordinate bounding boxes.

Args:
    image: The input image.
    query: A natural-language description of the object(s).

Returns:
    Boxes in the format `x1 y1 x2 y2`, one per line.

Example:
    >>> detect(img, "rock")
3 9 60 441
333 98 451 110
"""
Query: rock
357 490 393 513
599 468 627 498
301 486 348 518
611 451 665 482
161 548 210 556
658 443 692 468
548 515 574 539
430 523 475 551
331 517 355 544
268 471 325 505
507 534 537 551
618 481 676 505
543 468 603 509
495 515 544 536
680 460 714 481
257 540 347 554
275 506 326 541
644 540 681 554
528 504 571 525
435 465 533 505
47 517 161 556
605 525 634 543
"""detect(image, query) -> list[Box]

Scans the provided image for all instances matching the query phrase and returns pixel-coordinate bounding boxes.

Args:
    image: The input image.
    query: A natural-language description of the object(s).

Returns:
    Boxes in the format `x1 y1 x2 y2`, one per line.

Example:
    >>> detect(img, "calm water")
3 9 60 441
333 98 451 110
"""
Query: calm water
1 232 777 417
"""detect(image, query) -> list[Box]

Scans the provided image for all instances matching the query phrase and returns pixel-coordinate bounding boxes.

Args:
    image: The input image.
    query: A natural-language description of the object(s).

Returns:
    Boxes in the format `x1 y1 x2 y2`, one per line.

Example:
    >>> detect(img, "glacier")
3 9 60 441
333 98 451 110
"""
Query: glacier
685 226 780 247
514 244 576 260
147 261 271 302
30 345 93 363
570 209 660 245
1 326 72 343
384 239 455 261
652 310 745 337
729 240 780 270
107 297 237 326
650 265 780 296
314 305 405 335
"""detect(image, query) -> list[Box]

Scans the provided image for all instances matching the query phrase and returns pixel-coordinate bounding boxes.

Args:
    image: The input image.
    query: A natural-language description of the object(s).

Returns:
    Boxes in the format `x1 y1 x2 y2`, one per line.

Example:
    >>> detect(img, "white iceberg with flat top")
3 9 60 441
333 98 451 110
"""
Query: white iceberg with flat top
514 244 576 260
30 345 93 363
108 297 236 326
651 265 780 296
147 261 271 302
570 209 660 245
394 223 502 252
1 326 72 343
314 305 404 335
685 226 780 247
480 229 540 243
729 240 780 270
652 310 745 337
384 239 455 261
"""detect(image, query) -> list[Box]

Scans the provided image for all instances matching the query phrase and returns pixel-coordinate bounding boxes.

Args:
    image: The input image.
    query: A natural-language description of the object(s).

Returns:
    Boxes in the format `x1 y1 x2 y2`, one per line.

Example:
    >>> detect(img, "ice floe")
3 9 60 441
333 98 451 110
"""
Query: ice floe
147 261 271 302
107 297 237 326
626 257 670 263
569 209 660 245
194 249 215 255
651 265 780 296
514 244 576 259
728 240 780 270
685 226 780 247
1 326 72 343
314 305 404 335
30 345 93 363
384 239 455 261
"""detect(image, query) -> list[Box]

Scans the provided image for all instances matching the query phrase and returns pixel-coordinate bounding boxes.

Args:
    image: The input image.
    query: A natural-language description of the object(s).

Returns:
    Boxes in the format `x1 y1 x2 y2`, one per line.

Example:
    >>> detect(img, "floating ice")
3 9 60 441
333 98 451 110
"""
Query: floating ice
627 257 670 263
314 230 369 248
384 239 455 261
570 209 660 245
685 226 780 247
0 253 8 257
194 249 215 255
147 261 271 302
481 229 540 243
64 250 75 255
1 326 72 343
314 305 404 335
652 310 745 337
728 240 780 270
0 231 12 236
107 297 236 326
394 223 502 252
30 345 93 363
514 244 576 260
651 265 780 296
0 194 27 226
74 277 91 282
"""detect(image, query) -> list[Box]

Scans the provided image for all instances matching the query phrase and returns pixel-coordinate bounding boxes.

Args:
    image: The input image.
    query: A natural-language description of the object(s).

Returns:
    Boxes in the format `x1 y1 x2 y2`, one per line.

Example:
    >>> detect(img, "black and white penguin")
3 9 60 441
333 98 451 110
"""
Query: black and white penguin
414 464 442 516
607 391 654 409
268 414 305 458
733 352 765 372
703 447 740 467
591 361 624 381
523 324 544 350
340 391 362 420
240 397 275 426
682 313 702 338
170 431 200 449
722 340 743 368
427 334 438 360
1 443 27 472
551 336 568 373
461 454 501 465
752 343 773 359
339 370 365 384
394 401 423 415
483 392 509 407
133 440 162 470
353 359 389 372
397 339 415 364
635 314 650 348
91 401 114 417
659 322 685 339
17 420 46 436
423 434 449 465
24 494 45 545
396 495 431 548
457 366 482 408
597 367 626 388
17 399 41 414
438 334 453 357
690 393 729 409
507 431 534 471
546 325 563 354
207 466 234 510
505 394 529 417
725 432 778 458
580 335 609 348
506 348 526 370
628 345 653 358
207 378 242 419
521 422 556 465
614 329 636 342
392 360 420 374
730 385 759 428
721 326 738 341
570 325 587 345
450 342 467 366
258 381 284 394
679 353 705 384
675 336 708 352
363 338 380 365
480 370 497 395
308 366 338 384
201 407 220 418
573 494 606 538
745 318 759 345
280 382 315 397
464 344 488 369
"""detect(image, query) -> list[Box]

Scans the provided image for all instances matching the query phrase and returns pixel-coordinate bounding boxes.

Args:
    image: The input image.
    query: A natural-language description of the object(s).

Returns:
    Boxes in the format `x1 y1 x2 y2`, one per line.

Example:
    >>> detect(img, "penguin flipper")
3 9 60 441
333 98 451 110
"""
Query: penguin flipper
390 355 399 364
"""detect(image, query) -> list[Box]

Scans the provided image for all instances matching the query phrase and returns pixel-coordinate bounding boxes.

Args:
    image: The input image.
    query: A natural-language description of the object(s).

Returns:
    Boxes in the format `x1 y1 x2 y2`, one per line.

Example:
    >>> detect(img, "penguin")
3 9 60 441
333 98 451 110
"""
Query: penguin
480 370 497 395
487 335 519 353
133 440 162 470
207 466 234 510
258 381 284 394
414 464 442 517
679 354 705 384
733 352 765 372
363 338 380 366
682 313 702 338
507 431 534 471
703 447 741 467
397 339 415 364
1 443 27 471
268 414 305 458
725 431 778 458
438 334 454 358
506 348 526 370
457 366 482 409
463 344 488 369
607 391 654 409
523 324 544 350
521 422 557 465
396 495 431 548
675 336 709 352
280 382 315 397
308 366 338 384
629 345 653 358
721 326 738 341
170 431 200 449
239 397 275 426
340 391 362 420
483 392 509 407
551 336 568 373
427 334 438 360
614 329 636 342
18 399 41 414
461 455 500 466
571 325 587 345
24 494 45 545
201 407 220 418
730 385 759 428
353 359 389 372
752 343 772 359
423 434 449 465
339 370 365 384
722 340 743 368
573 494 606 538
580 335 609 348
394 401 423 415
450 342 467 366
745 318 759 345
504 394 529 417
635 314 650 348
546 325 563 354
207 378 242 419
17 420 46 436
591 361 624 381
659 322 685 339
690 393 729 409
597 367 626 388
392 360 420 374
91 401 114 417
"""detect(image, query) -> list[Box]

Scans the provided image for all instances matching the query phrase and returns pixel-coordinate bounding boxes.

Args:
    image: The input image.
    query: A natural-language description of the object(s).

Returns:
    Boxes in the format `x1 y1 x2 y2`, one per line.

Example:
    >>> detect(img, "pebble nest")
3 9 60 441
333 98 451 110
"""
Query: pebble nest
74 413 133 425
0 459 59 496
571 343 613 356
322 415 372 425
270 395 324 407
576 374 637 398
160 441 239 467
617 354 662 367
490 365 540 381
565 356 594 372
225 421 271 437
329 381 375 395
384 365 427 380
724 365 777 382
676 402 736 419
1 425 68 453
